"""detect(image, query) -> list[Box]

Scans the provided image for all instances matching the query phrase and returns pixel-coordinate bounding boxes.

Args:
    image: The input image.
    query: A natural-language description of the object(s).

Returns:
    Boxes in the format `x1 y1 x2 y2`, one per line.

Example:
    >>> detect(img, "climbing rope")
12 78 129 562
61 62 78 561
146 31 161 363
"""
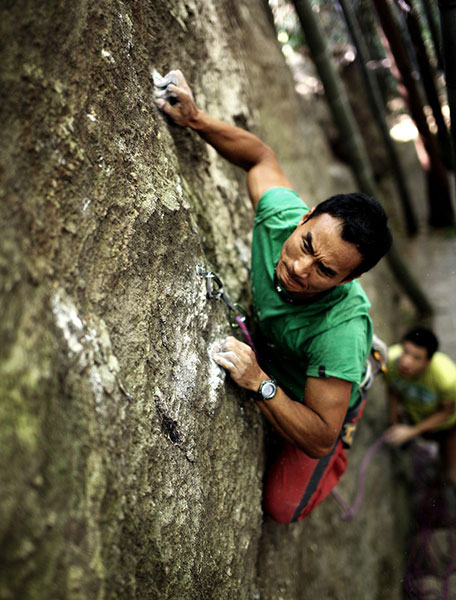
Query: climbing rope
331 433 387 520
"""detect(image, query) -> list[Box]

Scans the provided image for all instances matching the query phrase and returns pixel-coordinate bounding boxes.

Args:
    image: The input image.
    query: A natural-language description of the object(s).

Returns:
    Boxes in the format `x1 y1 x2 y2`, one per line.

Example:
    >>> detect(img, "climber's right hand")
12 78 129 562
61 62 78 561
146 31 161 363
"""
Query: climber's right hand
153 69 200 128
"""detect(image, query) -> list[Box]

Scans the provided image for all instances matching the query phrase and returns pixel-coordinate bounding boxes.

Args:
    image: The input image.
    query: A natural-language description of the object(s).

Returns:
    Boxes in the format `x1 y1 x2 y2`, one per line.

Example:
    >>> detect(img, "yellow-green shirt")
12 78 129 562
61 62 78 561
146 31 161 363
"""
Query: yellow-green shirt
384 344 456 430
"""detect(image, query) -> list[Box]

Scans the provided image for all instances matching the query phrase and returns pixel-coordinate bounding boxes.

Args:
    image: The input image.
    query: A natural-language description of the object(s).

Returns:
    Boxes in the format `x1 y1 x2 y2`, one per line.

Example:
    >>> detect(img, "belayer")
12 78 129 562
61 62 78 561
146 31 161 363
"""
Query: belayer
155 70 392 522
384 327 456 486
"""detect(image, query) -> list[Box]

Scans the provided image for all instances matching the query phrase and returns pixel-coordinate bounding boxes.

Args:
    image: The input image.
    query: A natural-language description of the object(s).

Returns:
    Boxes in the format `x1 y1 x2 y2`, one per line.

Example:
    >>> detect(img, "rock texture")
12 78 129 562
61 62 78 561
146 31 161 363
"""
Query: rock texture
1 1 405 598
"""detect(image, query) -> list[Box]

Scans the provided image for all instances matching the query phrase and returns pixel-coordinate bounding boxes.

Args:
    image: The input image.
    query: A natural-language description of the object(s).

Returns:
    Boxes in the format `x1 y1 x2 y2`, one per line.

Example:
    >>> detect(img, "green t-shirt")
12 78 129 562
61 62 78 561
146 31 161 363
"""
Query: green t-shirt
384 344 456 430
251 187 373 408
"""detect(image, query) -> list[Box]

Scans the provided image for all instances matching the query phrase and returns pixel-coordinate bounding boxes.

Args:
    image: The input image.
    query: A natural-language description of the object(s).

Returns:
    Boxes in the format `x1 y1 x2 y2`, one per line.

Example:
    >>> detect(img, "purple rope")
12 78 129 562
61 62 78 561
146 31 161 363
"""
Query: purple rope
331 488 351 513
333 433 387 520
235 315 260 363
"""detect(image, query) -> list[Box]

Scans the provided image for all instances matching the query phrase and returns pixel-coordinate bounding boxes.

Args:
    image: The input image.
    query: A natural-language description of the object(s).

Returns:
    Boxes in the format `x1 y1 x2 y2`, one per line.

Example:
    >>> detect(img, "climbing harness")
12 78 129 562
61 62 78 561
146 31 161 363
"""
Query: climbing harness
196 264 259 360
359 333 388 393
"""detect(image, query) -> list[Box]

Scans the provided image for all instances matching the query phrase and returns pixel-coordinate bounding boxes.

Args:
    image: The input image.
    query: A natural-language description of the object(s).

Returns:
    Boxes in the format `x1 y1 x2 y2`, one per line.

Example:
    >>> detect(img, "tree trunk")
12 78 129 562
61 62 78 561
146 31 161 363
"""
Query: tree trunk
292 0 432 315
371 0 454 227
421 0 444 71
438 0 456 182
338 0 419 235
399 0 453 168
354 0 399 107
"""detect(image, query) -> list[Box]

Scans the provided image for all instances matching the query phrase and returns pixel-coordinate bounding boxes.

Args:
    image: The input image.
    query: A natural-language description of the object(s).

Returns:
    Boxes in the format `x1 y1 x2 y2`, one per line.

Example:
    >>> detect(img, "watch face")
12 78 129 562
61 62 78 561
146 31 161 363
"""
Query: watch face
261 381 276 399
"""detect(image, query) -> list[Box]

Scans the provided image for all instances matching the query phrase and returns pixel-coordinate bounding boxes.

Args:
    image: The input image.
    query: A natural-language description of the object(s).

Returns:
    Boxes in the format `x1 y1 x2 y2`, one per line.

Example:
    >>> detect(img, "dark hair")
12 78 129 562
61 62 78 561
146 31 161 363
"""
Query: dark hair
402 326 439 359
307 192 392 279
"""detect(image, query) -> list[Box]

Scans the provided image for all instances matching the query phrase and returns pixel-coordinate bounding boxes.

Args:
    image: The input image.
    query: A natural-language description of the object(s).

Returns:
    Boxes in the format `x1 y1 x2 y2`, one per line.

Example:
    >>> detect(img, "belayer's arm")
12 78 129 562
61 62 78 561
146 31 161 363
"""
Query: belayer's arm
412 402 455 435
387 388 400 425
154 69 293 209
385 402 454 445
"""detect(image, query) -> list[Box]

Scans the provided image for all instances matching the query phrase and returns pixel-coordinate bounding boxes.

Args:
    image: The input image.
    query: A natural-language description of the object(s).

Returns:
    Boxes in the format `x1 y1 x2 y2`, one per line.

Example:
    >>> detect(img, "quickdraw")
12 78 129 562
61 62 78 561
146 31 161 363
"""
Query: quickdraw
196 264 259 360
196 264 246 326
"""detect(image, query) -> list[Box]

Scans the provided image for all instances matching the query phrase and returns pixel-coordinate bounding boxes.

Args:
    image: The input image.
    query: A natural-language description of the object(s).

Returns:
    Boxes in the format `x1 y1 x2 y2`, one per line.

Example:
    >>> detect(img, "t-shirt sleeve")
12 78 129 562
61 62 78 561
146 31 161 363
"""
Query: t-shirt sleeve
305 317 371 385
255 187 309 225
435 355 456 404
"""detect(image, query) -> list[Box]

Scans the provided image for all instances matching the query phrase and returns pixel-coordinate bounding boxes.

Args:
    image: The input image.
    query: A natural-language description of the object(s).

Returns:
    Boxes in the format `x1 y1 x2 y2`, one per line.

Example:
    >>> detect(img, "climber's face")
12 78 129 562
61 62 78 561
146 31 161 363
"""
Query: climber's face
398 341 430 379
275 209 362 299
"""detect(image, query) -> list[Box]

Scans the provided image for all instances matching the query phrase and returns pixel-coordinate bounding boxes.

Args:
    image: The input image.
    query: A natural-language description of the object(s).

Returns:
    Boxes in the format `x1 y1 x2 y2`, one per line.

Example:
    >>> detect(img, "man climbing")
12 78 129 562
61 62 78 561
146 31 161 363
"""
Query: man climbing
155 70 392 522
384 327 456 485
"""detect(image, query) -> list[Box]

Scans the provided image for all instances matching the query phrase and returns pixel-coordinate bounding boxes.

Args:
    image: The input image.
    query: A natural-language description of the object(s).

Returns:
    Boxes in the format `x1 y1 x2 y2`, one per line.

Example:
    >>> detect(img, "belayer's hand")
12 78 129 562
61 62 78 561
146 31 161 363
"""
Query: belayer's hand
153 69 199 127
213 336 265 393
384 424 416 446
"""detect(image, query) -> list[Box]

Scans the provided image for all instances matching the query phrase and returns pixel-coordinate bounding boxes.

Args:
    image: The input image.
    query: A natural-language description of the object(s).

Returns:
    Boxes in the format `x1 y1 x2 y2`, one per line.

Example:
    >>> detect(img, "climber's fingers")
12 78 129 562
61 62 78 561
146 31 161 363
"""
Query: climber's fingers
154 69 198 127
213 337 263 392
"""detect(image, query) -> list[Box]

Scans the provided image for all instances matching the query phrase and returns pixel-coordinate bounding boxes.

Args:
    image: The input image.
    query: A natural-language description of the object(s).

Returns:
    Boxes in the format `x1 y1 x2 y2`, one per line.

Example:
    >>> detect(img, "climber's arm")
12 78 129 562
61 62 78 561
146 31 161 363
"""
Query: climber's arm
213 336 350 458
154 69 292 208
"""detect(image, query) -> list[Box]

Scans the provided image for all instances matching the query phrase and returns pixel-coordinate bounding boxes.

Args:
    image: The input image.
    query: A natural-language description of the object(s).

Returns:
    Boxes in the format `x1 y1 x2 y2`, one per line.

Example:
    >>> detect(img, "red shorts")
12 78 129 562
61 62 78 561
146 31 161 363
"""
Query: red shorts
263 399 365 523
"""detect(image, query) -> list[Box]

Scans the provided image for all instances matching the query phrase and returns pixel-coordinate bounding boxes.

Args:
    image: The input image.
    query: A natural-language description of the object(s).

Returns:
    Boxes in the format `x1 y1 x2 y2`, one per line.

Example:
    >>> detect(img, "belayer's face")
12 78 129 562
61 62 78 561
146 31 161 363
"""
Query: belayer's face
398 341 430 379
276 209 363 299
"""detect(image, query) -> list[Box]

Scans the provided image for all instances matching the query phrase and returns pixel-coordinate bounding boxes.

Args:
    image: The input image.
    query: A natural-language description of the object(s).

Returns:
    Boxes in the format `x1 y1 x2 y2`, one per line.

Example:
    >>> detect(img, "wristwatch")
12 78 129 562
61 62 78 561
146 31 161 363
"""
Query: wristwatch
256 379 278 400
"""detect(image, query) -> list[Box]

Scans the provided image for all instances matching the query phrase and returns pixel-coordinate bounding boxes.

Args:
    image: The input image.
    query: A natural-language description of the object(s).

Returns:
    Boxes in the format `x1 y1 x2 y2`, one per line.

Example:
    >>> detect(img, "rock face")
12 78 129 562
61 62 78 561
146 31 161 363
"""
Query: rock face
0 1 404 598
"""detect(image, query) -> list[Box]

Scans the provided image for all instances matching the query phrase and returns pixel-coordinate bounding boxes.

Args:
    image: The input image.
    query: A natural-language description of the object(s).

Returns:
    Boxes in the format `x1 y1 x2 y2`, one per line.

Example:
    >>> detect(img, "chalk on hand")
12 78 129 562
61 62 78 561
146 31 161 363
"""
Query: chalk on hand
152 69 179 89
152 69 179 105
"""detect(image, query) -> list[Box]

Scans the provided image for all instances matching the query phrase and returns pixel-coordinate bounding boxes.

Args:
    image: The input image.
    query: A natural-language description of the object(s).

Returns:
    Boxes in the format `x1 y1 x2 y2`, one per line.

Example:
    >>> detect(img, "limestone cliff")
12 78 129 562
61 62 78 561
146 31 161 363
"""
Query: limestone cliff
0 1 405 598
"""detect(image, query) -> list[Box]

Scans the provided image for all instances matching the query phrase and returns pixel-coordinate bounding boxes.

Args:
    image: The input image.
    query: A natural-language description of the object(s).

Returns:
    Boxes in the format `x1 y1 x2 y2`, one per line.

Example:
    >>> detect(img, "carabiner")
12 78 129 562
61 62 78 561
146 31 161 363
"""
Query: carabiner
196 265 225 300
197 264 242 321
205 272 224 300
